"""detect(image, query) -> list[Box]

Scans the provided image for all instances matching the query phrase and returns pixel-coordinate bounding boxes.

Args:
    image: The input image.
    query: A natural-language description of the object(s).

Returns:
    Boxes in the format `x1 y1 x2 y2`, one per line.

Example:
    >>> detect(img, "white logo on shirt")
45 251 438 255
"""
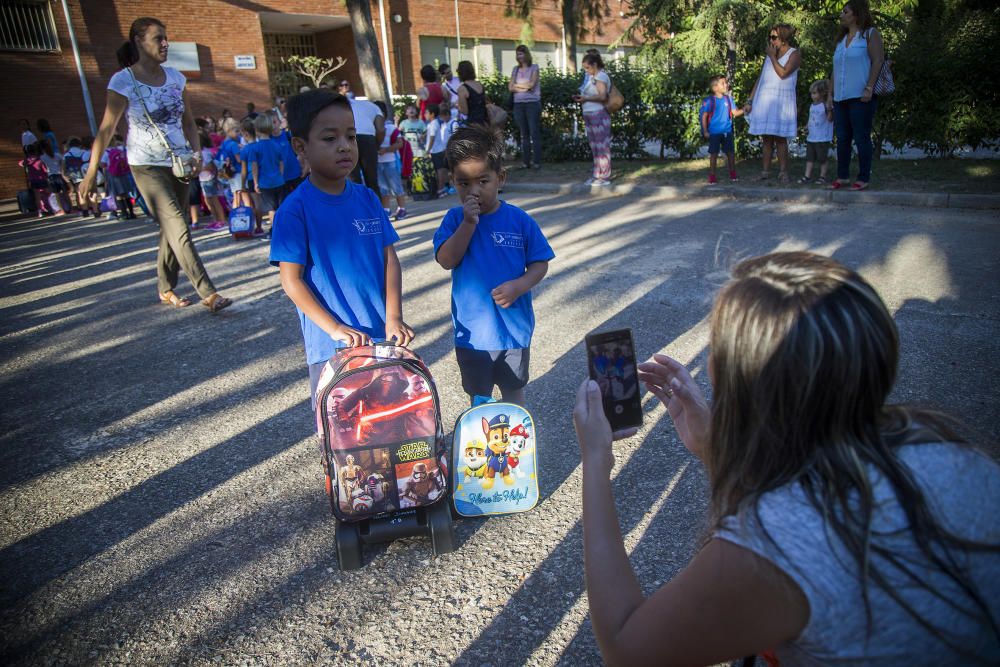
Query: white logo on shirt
491 231 524 249
352 218 382 235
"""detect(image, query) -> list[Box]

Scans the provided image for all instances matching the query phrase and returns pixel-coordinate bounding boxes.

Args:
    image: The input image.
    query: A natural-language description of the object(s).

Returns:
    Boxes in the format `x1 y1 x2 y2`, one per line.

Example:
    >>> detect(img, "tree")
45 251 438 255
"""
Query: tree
346 0 390 103
506 0 611 73
284 55 348 89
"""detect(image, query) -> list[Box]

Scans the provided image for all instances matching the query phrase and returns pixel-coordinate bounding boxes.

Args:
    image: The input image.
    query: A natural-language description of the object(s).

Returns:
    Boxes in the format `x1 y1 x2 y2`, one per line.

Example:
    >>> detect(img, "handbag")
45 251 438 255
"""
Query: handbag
605 81 625 114
127 67 195 181
867 29 895 96
487 103 508 128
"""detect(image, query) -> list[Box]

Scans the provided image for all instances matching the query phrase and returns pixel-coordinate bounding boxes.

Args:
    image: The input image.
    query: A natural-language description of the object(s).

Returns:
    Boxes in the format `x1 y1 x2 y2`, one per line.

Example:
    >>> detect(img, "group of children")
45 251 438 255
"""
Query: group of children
699 75 834 184
268 89 553 421
395 103 461 198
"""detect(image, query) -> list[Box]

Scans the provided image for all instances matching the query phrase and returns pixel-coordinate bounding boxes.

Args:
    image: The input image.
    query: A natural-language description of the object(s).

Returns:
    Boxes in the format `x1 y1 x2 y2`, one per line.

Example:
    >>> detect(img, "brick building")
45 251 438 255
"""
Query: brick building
0 0 637 199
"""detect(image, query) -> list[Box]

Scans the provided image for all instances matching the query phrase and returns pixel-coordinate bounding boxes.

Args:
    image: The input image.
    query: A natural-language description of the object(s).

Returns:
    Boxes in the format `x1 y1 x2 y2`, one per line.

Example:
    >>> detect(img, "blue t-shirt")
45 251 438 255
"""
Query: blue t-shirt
432 201 555 351
700 95 735 135
219 138 241 171
244 138 284 189
275 130 302 182
239 144 255 187
269 179 400 365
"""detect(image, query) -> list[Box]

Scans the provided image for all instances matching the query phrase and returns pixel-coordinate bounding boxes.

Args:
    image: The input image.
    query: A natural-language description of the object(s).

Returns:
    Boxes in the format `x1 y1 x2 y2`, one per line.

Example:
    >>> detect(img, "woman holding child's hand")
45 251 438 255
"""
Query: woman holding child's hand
573 252 1000 666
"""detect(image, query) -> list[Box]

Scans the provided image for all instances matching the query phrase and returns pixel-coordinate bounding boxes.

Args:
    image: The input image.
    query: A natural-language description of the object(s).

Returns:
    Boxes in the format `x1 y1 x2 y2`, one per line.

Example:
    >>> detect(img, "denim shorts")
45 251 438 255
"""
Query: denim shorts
200 178 221 197
708 132 735 155
377 162 404 197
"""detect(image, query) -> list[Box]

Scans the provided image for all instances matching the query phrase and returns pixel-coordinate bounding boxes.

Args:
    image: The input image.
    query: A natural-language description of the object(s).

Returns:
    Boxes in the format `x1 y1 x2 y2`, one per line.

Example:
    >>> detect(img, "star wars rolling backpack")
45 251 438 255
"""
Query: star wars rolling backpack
314 343 454 568
450 401 539 517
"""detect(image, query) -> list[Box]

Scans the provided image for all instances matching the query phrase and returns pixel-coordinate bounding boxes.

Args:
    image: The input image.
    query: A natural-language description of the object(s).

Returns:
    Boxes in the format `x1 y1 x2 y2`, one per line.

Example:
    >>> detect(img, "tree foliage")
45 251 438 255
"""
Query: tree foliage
284 55 347 89
504 0 612 73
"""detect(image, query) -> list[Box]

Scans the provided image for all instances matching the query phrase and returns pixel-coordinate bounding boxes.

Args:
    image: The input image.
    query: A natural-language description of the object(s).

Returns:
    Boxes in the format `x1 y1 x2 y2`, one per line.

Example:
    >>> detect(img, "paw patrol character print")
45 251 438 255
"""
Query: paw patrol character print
482 414 515 490
459 439 488 489
506 423 531 480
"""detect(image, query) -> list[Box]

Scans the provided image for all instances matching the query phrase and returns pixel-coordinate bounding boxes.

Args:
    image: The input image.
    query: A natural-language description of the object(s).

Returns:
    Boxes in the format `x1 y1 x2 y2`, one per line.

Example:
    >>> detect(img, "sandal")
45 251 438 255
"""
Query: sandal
851 181 869 191
814 177 827 185
829 180 845 190
202 293 233 313
159 291 191 307
797 176 812 184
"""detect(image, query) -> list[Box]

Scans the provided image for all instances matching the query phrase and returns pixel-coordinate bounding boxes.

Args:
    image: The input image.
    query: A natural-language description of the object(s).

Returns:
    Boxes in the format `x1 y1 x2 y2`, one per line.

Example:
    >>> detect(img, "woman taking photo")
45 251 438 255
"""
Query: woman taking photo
574 251 999 665
455 61 488 127
80 17 231 312
508 44 542 169
746 24 800 184
572 50 611 186
831 0 885 191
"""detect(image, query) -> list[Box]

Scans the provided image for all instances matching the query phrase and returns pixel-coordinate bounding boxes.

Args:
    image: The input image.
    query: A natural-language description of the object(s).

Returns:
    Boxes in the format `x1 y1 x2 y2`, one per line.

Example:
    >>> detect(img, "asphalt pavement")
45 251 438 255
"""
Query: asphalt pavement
1 191 998 665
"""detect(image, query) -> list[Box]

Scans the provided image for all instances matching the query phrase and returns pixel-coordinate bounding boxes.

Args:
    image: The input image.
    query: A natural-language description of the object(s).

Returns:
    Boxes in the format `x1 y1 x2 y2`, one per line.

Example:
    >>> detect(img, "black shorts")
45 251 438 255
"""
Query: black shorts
188 178 202 206
258 185 284 212
708 132 735 155
455 347 530 398
431 152 448 171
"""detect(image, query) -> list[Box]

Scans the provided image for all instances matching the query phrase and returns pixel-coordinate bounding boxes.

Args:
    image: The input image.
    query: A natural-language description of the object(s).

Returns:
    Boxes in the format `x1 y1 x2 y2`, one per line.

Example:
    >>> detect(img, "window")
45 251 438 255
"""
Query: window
263 32 317 98
0 1 59 52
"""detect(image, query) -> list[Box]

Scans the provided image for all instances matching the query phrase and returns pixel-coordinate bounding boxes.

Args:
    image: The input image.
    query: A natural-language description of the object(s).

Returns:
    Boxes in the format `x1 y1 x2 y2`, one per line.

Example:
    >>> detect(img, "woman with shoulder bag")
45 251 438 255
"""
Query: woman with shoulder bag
830 0 886 191
80 16 232 312
508 44 542 169
572 50 612 186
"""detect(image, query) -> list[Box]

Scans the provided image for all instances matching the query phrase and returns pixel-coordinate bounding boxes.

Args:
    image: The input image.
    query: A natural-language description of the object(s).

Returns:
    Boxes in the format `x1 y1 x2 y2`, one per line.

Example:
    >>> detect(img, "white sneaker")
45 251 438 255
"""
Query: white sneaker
592 179 611 186
584 177 596 185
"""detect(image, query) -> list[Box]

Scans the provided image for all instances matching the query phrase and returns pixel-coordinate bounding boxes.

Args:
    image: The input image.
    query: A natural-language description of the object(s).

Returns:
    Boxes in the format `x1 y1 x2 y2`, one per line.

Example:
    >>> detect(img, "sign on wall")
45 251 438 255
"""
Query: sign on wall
234 55 257 70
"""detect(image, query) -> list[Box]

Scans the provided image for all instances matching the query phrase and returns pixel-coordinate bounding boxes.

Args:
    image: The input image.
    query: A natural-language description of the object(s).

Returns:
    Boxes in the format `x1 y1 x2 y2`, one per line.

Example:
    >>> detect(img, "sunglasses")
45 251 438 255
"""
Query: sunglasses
769 34 779 40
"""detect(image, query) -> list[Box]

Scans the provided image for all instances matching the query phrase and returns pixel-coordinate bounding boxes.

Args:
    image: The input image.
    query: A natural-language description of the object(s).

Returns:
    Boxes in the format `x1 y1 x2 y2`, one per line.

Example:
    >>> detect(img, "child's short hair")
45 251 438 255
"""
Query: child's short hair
221 117 239 134
67 136 81 148
810 79 830 97
240 118 256 138
285 89 353 140
438 105 451 117
425 104 440 118
253 112 274 136
709 74 727 87
446 124 504 174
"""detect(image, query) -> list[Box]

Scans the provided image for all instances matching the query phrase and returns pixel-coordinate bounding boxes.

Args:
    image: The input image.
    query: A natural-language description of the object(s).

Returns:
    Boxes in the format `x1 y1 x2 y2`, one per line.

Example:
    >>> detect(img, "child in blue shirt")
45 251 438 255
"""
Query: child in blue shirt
269 89 414 408
247 113 285 221
700 74 745 184
270 113 303 196
433 124 554 406
239 119 265 236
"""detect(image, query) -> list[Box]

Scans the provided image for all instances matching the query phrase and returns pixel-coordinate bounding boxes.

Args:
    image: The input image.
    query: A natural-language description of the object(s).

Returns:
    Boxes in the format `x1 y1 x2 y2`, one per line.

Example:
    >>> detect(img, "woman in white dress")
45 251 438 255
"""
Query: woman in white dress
745 24 801 184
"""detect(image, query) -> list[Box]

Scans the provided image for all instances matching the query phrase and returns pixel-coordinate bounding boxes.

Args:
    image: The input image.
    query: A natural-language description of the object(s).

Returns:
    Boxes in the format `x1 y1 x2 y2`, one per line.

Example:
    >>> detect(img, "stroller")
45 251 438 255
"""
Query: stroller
314 343 455 569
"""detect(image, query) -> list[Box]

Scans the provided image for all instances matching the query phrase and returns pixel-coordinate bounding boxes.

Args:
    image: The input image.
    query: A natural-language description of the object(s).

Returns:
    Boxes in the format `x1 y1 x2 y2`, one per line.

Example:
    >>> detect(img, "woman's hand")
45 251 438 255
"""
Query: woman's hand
573 379 638 475
765 41 777 60
572 94 583 103
78 172 96 206
860 86 873 102
637 354 710 460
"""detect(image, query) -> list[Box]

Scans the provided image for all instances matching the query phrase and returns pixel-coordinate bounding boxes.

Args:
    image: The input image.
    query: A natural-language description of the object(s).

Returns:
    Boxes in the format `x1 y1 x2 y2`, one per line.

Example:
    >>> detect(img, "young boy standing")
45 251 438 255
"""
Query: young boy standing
247 113 285 229
425 105 455 197
433 125 554 407
269 90 414 408
700 75 744 184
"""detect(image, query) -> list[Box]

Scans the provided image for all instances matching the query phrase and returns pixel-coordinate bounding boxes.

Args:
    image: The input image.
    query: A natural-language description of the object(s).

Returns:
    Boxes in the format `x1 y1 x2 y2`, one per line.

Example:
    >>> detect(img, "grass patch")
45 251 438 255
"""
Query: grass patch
504 158 1000 194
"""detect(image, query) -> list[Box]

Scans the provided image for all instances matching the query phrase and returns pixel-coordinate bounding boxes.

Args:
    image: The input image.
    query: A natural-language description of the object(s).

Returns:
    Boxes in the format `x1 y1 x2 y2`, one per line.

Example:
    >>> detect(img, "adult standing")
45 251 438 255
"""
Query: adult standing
80 16 231 312
831 0 885 191
572 51 612 186
508 44 542 170
348 92 386 197
439 63 461 117
417 65 448 121
746 24 801 184
455 61 488 127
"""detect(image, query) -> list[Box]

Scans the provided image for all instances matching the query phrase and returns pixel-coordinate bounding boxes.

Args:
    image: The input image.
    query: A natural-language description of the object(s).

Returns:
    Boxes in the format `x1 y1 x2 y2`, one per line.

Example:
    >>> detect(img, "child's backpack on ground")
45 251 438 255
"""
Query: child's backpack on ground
451 401 539 517
315 344 448 521
410 156 437 200
227 205 254 238
106 147 130 177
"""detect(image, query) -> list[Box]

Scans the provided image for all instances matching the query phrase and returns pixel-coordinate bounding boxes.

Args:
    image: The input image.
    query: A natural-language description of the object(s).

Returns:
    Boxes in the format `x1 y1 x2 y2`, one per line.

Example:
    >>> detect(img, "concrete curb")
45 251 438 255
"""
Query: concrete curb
502 181 1000 209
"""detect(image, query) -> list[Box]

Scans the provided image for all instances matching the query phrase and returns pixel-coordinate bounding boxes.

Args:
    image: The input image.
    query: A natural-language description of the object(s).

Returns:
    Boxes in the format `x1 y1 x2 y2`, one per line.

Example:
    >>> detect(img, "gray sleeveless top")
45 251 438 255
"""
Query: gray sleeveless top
716 443 1000 665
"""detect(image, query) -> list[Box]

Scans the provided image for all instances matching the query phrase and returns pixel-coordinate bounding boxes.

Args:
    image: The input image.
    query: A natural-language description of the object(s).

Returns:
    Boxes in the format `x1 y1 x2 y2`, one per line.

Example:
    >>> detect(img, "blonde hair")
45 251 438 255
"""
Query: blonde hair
809 79 830 97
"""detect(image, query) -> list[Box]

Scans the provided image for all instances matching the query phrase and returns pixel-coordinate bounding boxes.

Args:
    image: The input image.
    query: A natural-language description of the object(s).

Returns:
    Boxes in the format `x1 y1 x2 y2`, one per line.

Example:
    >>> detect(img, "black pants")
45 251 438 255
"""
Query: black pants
351 134 380 197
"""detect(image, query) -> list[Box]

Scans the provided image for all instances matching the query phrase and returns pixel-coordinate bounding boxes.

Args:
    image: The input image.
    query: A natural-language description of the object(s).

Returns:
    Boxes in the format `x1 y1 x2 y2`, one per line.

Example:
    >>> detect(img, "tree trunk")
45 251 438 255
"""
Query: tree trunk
345 0 389 104
563 0 579 74
726 16 737 83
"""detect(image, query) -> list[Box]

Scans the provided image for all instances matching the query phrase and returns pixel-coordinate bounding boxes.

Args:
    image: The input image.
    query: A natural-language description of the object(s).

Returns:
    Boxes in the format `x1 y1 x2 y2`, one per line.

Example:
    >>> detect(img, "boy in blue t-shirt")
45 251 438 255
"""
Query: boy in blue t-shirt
433 124 555 407
247 113 285 224
269 90 414 408
700 74 745 184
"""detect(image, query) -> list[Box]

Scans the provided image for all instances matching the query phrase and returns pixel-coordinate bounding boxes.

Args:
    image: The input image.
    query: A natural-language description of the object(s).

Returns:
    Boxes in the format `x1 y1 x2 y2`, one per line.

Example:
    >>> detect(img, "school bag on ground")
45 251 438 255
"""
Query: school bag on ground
314 343 454 569
410 156 437 200
18 190 37 215
227 205 254 238
450 401 539 517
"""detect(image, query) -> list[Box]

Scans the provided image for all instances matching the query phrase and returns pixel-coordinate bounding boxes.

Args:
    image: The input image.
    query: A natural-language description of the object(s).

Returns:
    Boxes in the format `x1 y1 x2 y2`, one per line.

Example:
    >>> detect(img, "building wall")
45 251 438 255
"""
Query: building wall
0 0 634 199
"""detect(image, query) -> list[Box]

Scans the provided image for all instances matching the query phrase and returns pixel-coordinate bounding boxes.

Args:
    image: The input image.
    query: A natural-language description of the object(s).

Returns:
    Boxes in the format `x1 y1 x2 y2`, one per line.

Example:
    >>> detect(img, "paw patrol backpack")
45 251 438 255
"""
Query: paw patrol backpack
315 344 449 523
450 402 539 517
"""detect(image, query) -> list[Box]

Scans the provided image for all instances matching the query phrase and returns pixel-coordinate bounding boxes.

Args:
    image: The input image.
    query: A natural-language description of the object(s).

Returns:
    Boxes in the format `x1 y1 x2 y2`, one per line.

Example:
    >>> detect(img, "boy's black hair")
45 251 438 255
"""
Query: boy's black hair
424 103 440 118
67 136 81 148
24 142 40 156
709 74 727 86
240 117 256 138
446 124 504 174
286 89 353 140
420 64 437 83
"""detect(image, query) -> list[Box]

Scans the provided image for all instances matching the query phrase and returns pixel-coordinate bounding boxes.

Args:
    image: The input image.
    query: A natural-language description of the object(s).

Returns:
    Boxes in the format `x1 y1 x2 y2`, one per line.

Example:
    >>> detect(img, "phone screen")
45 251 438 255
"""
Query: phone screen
585 329 643 431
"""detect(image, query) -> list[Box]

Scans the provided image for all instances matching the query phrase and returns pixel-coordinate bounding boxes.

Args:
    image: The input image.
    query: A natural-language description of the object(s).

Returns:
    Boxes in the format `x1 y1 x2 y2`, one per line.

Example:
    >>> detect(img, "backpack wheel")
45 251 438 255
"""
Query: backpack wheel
428 501 455 556
335 520 363 570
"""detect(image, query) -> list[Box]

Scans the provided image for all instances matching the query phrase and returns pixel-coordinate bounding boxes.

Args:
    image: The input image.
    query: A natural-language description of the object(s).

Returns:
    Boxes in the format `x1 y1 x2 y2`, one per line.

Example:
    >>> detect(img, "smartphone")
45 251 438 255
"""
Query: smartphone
585 329 643 431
